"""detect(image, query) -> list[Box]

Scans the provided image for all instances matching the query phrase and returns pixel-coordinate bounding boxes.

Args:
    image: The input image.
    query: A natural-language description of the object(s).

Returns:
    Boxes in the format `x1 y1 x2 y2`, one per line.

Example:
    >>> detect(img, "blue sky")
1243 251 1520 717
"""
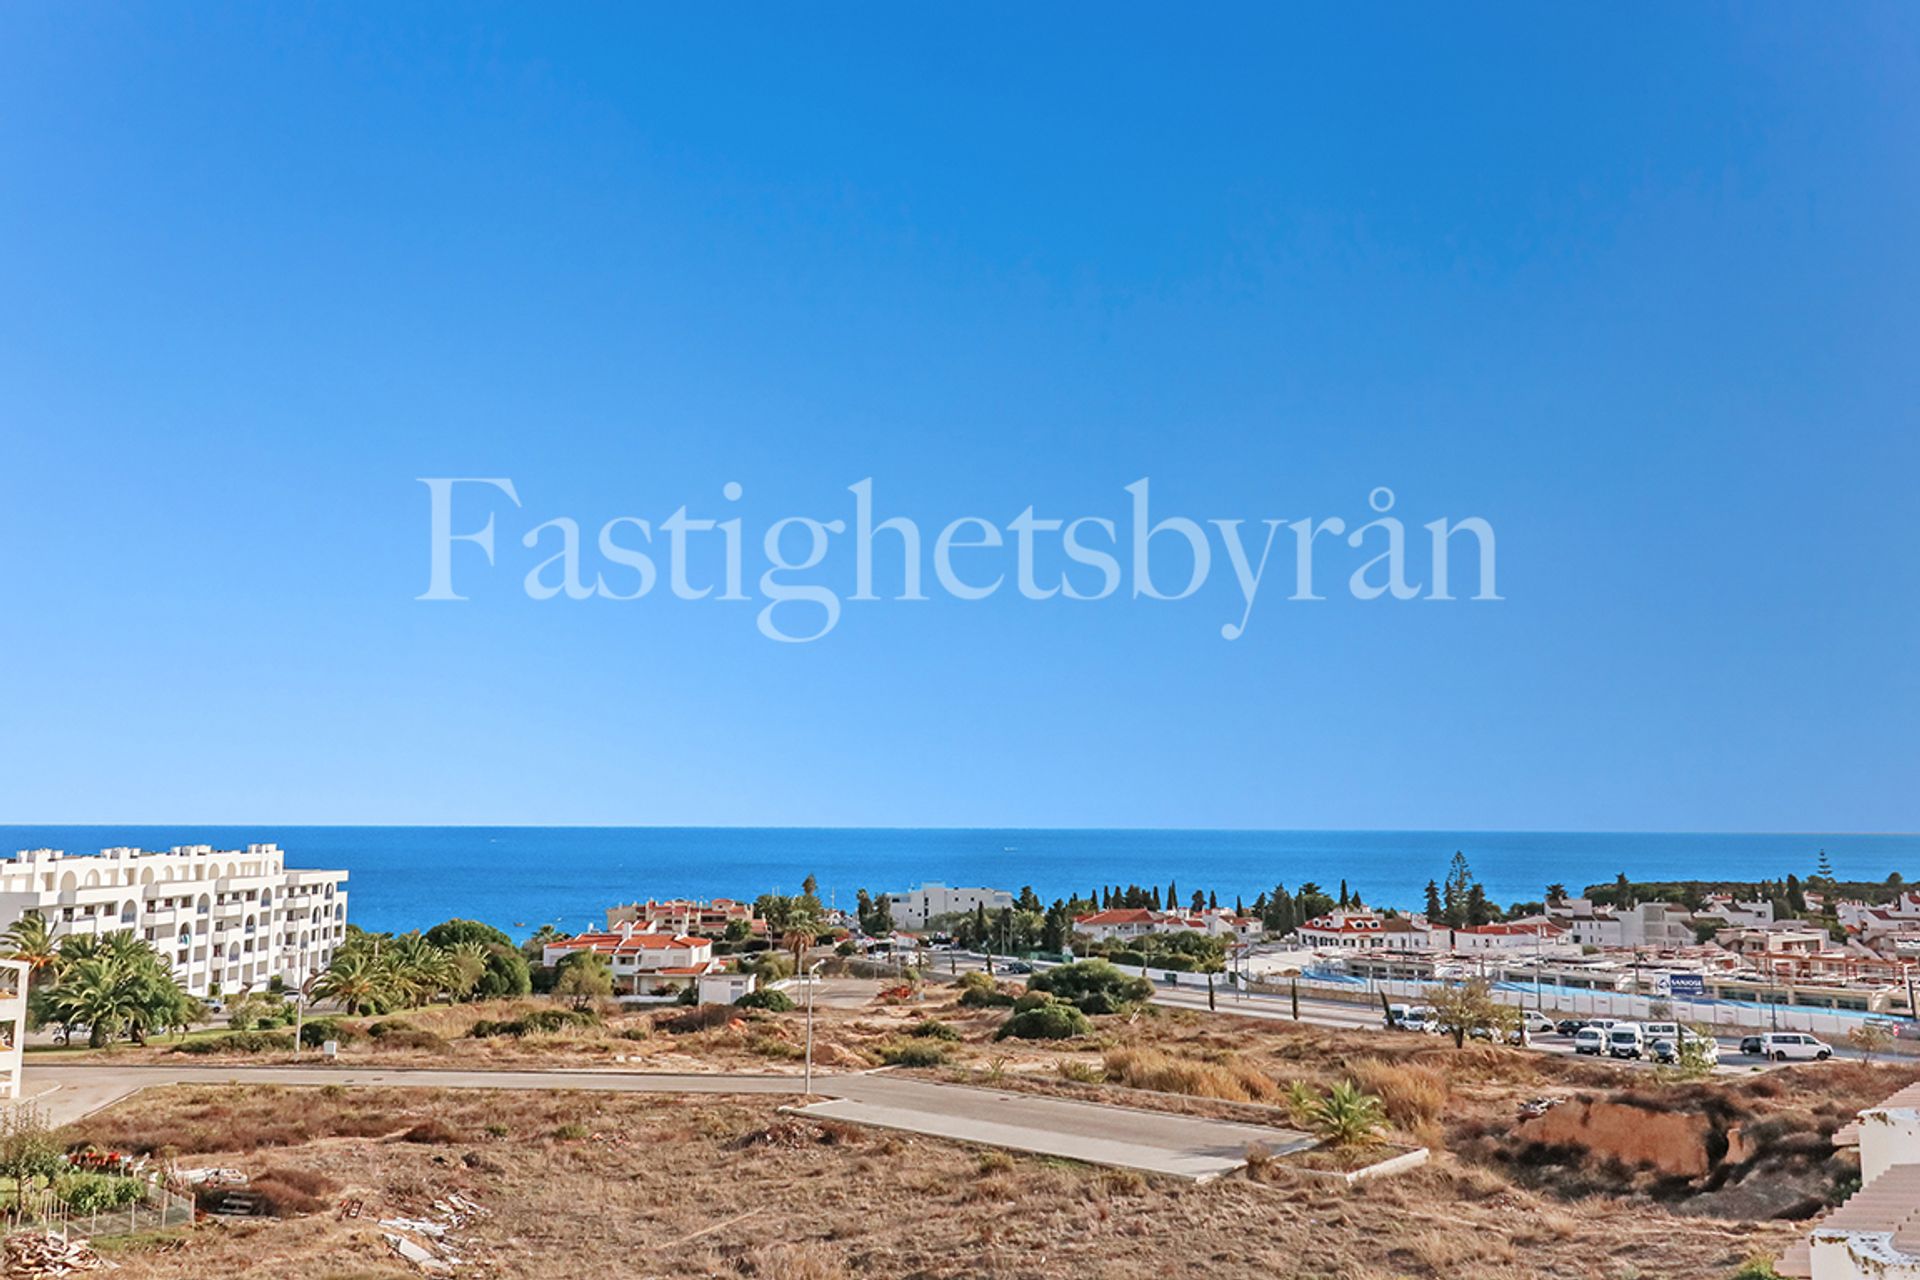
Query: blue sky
1 5 1915 830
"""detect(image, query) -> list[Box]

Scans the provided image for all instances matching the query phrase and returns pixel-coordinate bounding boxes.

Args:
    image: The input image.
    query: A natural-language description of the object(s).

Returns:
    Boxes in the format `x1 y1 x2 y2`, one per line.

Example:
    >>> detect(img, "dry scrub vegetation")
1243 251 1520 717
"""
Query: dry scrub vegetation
63 1083 1796 1280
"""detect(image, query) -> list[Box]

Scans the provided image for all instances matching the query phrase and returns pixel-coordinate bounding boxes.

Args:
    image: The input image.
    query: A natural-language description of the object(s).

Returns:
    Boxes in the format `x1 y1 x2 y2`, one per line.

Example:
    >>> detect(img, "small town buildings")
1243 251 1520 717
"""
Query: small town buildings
1297 910 1395 950
1072 908 1162 943
606 897 759 936
1695 894 1777 928
1434 921 1572 955
1072 907 1262 945
882 883 1014 929
542 921 718 996
1553 900 1696 950
0 844 348 997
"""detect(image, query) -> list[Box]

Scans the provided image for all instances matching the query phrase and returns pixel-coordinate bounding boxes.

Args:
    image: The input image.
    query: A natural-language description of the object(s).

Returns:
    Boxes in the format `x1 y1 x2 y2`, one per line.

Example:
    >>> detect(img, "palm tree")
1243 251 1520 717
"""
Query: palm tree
782 928 818 973
2 912 59 985
44 957 145 1049
313 951 392 1015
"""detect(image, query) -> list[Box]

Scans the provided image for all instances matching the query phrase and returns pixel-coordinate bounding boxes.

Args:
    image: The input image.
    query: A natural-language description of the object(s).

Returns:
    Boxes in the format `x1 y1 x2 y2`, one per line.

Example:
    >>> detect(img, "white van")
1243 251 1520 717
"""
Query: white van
1607 1023 1646 1059
1759 1032 1833 1062
1573 1026 1608 1056
1644 1022 1680 1043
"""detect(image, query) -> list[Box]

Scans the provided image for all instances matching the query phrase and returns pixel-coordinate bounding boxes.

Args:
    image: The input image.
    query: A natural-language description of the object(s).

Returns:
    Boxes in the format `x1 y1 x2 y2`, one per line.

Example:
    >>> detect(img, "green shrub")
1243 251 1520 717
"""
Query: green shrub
552 1122 590 1141
1026 961 1153 1015
734 989 795 1012
175 1030 293 1055
958 983 1016 1008
1012 991 1055 1013
57 1174 144 1214
369 1026 448 1052
468 1008 598 1039
996 1003 1093 1040
298 1018 359 1049
878 1039 949 1067
909 1019 961 1040
660 1003 735 1035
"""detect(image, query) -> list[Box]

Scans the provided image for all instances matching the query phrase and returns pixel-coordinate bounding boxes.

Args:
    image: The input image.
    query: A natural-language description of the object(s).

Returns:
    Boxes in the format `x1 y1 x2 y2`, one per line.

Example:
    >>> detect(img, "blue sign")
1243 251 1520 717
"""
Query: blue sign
1666 974 1706 997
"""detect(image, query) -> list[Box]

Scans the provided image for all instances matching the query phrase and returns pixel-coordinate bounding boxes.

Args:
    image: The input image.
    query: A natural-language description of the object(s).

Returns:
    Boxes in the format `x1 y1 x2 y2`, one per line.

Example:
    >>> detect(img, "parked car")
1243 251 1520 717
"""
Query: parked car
1386 1003 1414 1029
1555 1018 1588 1037
1650 1033 1720 1066
1574 1026 1608 1056
1504 1010 1557 1044
1644 1021 1680 1043
1759 1032 1832 1062
1607 1024 1647 1060
1739 1034 1765 1056
1398 1009 1430 1034
1000 961 1033 975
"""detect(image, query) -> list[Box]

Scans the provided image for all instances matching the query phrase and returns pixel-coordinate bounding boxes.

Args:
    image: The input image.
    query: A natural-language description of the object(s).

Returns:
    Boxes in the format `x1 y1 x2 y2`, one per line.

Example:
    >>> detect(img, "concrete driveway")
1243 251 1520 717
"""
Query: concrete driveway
21 1061 1309 1180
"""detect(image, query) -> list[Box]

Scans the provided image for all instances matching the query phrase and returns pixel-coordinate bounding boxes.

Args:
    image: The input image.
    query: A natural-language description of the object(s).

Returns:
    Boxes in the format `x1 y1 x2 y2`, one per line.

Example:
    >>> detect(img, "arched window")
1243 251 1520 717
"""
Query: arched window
120 902 136 924
196 894 211 915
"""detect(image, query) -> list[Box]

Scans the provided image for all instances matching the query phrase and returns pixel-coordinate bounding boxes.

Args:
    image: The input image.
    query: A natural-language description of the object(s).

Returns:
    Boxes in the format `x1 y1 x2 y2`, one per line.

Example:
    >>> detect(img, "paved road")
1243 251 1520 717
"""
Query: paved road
912 954 1864 1076
791 1073 1308 1180
21 1063 1304 1180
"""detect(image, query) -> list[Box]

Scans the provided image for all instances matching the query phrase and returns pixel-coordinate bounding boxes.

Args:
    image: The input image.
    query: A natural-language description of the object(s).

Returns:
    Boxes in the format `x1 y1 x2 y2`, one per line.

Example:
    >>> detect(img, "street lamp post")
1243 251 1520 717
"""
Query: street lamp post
803 958 826 1098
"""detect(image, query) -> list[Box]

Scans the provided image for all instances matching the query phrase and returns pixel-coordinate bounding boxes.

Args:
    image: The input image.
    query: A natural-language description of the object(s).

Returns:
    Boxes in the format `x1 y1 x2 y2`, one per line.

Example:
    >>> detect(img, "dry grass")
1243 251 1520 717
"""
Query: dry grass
1349 1057 1449 1127
55 1083 1798 1280
1101 1046 1278 1102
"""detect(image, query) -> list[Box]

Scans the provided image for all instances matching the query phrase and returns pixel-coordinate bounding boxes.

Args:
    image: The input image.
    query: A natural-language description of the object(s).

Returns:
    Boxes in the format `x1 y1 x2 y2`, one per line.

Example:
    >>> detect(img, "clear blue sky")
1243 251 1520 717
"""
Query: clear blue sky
2 6 1915 830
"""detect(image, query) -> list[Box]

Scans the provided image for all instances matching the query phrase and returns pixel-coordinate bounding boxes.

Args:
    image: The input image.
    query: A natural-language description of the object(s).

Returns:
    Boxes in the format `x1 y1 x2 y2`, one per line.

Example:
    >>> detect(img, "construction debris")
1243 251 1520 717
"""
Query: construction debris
1 1230 116 1278
378 1193 489 1275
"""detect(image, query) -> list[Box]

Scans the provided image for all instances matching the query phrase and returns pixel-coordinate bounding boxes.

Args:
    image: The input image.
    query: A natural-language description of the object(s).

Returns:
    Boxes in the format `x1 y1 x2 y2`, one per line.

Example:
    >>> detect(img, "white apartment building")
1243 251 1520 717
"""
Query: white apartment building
0 844 348 998
0 959 25 1100
882 883 1013 930
1555 900 1697 950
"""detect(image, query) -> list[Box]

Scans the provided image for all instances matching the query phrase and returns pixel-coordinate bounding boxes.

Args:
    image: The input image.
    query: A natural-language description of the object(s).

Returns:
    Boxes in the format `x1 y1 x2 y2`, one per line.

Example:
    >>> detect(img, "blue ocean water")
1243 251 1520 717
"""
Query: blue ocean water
1 826 1913 940
3 825 1904 936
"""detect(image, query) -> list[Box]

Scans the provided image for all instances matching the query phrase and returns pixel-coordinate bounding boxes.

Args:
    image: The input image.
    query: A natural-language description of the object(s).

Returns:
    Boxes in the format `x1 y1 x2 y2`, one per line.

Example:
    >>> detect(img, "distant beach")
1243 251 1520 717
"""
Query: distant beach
6 826 1915 941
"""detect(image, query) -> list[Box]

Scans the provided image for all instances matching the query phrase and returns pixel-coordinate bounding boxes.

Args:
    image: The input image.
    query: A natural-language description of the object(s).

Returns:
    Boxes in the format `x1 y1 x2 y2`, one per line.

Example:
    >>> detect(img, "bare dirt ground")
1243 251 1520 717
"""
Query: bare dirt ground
63 1084 1795 1280
41 979 1909 1278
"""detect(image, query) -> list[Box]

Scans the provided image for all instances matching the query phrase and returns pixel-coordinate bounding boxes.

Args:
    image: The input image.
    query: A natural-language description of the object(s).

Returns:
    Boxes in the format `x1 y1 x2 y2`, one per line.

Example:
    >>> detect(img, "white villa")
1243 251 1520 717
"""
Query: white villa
542 920 718 996
0 844 348 998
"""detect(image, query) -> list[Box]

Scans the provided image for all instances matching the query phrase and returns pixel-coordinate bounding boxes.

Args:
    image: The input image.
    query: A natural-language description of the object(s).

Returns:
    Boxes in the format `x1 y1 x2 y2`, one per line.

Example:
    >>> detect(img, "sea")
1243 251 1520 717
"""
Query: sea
3 826 1916 941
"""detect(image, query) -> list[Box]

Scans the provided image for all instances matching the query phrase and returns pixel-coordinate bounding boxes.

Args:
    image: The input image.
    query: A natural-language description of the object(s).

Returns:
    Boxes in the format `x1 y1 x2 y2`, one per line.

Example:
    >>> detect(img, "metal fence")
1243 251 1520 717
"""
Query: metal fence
1 1178 194 1239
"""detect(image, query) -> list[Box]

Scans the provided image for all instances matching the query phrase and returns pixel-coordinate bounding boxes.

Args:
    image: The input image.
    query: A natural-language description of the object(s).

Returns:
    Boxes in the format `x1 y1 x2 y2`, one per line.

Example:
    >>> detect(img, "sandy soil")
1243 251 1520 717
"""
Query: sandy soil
64 1085 1796 1280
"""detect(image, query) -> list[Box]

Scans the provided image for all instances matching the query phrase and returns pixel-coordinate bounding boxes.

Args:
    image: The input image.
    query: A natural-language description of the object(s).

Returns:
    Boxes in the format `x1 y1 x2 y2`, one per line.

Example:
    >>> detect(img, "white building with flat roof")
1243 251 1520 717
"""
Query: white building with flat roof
0 844 348 998
0 959 24 1100
882 883 1013 930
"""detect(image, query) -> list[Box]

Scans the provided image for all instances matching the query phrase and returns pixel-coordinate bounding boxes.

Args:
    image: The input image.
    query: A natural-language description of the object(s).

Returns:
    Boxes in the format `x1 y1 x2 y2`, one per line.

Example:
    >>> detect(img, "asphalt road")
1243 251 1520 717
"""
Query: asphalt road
21 1062 1305 1180
923 952 1855 1073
